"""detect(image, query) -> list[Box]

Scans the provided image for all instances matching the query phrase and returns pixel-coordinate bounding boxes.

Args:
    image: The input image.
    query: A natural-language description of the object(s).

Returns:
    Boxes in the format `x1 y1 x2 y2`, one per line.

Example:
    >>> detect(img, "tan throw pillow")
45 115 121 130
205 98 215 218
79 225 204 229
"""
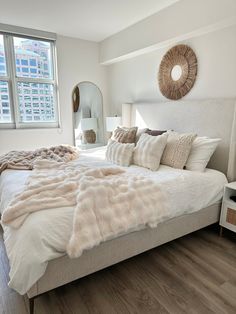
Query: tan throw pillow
133 133 168 171
106 140 135 167
112 126 138 143
161 131 197 169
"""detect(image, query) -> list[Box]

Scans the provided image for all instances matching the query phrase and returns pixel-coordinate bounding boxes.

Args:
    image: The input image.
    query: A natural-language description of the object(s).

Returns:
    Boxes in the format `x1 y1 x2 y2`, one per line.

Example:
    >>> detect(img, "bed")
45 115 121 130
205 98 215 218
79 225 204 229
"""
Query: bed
0 98 236 314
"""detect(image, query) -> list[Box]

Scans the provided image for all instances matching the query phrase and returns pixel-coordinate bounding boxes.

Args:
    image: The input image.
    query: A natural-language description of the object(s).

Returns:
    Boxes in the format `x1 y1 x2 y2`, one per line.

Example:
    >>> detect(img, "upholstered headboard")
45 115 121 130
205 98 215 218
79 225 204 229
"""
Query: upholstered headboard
122 99 236 180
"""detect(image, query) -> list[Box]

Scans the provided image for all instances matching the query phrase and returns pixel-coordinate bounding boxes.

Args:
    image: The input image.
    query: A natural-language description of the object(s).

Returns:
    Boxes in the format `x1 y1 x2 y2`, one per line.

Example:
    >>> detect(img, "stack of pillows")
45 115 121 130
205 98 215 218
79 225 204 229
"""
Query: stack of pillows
106 126 221 172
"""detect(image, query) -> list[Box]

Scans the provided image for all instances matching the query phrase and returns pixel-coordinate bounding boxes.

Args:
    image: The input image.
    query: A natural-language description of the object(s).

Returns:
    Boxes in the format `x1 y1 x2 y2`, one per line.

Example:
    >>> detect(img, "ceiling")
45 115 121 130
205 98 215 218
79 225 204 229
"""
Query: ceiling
0 0 179 42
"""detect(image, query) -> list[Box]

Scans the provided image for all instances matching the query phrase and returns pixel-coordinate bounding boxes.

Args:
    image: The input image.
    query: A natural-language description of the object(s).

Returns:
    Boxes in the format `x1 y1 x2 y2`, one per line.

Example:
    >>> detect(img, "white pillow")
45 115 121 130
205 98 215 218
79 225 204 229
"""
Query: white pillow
133 133 168 171
106 140 135 167
185 137 221 172
161 131 197 169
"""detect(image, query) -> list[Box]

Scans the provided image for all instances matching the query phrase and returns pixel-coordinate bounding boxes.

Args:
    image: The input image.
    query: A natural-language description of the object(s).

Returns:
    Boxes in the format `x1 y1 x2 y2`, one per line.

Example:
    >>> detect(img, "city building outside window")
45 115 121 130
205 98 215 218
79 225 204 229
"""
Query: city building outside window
0 32 59 128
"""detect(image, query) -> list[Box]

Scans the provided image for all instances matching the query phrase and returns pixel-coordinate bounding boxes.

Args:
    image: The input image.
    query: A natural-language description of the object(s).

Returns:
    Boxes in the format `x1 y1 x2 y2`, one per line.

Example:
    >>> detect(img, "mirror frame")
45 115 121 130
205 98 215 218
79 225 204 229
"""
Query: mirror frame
72 81 105 147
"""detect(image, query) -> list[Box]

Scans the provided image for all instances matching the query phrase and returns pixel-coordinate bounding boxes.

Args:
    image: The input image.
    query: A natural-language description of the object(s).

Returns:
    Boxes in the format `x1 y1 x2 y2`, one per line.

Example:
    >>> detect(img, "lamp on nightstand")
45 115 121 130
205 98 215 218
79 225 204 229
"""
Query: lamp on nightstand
106 116 122 134
81 118 98 144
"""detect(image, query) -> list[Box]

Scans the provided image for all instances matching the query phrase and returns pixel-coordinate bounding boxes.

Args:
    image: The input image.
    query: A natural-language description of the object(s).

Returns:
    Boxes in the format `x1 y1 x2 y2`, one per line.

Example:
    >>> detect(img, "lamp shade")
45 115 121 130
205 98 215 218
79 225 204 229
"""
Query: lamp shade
81 118 97 131
106 116 122 132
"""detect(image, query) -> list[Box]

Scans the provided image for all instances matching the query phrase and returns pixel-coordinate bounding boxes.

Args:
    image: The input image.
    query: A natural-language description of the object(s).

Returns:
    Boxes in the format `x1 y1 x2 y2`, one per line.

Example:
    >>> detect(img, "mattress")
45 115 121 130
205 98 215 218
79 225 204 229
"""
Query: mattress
0 147 227 295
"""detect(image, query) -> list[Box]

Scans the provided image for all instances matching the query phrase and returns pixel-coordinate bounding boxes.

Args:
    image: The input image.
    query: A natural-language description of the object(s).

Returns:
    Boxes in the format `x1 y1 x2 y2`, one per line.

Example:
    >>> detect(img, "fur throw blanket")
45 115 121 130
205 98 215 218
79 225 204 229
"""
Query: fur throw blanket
0 145 79 174
1 160 169 258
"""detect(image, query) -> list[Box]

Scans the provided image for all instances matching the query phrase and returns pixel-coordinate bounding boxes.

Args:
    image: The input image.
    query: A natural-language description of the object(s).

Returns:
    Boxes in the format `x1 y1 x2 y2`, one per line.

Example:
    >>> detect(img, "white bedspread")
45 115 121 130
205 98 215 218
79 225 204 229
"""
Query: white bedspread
0 147 227 295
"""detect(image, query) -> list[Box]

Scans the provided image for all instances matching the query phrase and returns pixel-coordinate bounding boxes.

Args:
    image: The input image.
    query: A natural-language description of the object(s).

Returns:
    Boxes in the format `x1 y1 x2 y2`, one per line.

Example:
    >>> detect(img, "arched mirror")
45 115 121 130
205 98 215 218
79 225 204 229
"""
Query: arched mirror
72 81 104 149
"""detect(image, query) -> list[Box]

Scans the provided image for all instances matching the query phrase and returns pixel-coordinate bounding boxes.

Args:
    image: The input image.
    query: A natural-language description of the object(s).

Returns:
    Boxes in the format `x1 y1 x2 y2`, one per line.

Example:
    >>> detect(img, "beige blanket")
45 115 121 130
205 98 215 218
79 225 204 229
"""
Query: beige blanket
0 145 79 174
1 160 169 258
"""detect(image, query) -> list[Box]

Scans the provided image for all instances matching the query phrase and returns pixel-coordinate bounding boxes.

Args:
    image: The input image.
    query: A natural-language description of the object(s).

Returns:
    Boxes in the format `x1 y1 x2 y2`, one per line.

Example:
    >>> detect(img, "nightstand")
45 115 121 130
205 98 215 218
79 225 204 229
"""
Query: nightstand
220 182 236 235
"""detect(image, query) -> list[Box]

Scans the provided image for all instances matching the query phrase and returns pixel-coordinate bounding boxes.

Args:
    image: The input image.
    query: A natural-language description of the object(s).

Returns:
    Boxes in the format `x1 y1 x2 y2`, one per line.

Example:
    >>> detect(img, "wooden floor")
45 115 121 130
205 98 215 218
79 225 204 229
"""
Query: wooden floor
0 226 235 314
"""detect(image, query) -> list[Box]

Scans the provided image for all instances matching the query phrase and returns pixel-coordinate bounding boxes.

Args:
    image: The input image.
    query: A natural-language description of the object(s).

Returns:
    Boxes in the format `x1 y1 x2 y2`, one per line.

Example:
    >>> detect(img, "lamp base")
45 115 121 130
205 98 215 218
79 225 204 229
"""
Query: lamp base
83 130 96 144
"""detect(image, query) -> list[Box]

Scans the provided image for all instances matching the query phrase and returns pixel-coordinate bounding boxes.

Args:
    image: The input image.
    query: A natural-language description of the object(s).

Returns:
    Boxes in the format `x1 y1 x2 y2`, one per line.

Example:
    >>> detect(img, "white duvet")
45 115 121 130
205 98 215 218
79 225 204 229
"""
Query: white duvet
0 147 227 295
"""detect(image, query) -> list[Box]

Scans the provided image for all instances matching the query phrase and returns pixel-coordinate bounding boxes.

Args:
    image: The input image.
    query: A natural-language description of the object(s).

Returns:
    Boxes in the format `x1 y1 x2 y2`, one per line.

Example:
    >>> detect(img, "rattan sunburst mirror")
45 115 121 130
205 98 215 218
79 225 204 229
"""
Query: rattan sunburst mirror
158 44 197 100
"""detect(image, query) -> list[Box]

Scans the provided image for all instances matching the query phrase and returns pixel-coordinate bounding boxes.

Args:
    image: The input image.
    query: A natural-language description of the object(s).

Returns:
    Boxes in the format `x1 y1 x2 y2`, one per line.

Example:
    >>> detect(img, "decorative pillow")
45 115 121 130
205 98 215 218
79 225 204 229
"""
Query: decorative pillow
185 137 221 172
145 129 167 136
106 140 135 167
135 128 149 144
136 128 167 144
112 126 138 144
161 131 197 169
133 133 168 171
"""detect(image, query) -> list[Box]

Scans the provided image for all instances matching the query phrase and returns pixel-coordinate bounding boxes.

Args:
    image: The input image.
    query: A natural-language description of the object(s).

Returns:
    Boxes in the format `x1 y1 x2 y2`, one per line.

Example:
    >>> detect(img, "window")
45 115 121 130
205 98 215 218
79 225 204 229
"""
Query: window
22 67 29 73
0 65 6 73
30 59 36 66
0 32 58 128
21 59 28 66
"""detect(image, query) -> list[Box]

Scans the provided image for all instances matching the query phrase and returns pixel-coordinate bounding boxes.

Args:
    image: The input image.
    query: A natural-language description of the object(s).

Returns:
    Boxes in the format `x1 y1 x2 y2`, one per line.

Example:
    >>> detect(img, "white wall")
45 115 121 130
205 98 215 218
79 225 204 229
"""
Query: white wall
0 35 107 154
107 25 236 116
100 0 236 64
1 1 236 154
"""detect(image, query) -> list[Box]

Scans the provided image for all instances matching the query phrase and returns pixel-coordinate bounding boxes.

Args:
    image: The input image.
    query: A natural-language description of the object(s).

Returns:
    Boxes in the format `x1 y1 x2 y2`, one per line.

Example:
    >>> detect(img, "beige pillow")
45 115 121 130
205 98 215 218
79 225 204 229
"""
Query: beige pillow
106 140 135 167
161 131 197 169
112 126 138 143
133 133 168 171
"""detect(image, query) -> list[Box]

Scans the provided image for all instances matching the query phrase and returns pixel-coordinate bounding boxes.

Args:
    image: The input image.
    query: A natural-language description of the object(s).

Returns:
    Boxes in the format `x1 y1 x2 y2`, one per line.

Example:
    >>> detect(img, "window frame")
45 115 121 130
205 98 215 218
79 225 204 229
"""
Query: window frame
0 32 60 129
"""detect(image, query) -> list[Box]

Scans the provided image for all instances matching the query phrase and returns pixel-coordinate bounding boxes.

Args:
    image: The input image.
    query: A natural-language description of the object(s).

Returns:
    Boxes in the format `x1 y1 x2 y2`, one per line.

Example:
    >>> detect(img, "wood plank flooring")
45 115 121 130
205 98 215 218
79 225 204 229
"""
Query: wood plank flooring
0 225 235 314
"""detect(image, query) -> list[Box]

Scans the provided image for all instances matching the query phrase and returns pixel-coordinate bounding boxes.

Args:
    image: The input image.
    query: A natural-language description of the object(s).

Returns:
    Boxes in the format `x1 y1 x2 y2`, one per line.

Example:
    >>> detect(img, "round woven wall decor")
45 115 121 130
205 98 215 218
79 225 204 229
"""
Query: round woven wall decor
158 44 197 100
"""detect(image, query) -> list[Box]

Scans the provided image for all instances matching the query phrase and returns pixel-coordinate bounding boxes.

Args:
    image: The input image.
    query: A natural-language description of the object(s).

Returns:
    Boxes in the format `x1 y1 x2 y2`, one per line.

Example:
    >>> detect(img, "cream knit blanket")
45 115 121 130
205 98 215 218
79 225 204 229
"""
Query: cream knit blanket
1 160 169 258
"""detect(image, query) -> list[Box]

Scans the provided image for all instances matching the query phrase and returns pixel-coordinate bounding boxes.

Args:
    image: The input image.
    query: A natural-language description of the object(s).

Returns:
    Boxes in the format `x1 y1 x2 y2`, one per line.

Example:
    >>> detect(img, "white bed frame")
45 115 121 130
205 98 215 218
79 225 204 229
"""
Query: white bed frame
24 99 236 313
